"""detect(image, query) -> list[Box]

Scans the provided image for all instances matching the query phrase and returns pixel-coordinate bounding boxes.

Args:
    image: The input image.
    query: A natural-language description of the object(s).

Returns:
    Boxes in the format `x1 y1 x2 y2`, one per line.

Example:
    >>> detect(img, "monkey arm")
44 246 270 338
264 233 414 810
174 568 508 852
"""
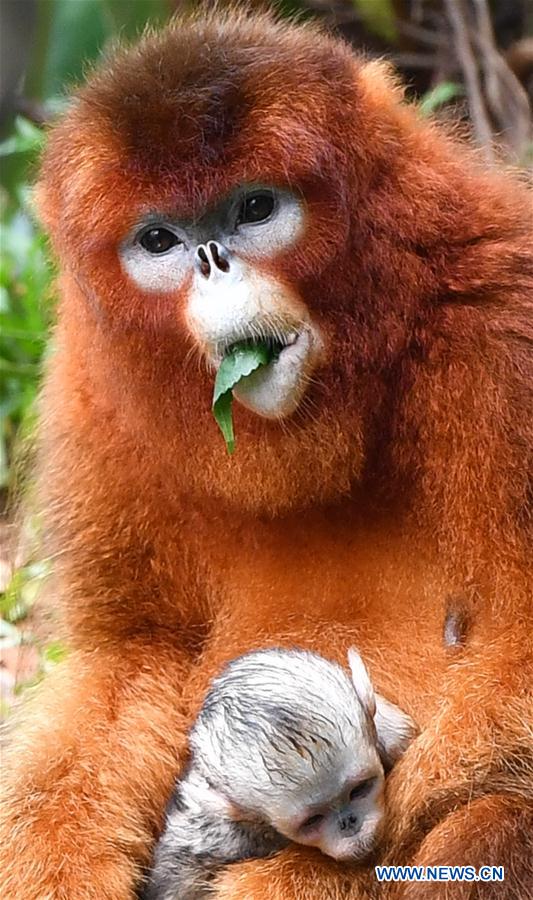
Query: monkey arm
0 644 192 900
389 795 532 900
212 846 373 900
383 632 532 859
376 631 533 898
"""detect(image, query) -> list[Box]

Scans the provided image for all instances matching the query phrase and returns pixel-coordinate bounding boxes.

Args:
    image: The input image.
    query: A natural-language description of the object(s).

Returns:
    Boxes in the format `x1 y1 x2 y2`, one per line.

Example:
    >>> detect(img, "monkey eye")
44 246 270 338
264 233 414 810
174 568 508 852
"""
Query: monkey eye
237 190 275 226
139 227 181 255
300 813 325 831
349 777 376 801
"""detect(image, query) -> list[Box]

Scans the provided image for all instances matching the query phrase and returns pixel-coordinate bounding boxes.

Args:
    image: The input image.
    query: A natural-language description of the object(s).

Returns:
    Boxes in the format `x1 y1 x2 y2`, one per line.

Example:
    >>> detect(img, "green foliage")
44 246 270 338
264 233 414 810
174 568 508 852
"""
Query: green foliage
0 556 63 709
352 0 397 42
28 0 172 101
0 558 52 625
0 120 51 488
0 116 45 159
419 82 464 116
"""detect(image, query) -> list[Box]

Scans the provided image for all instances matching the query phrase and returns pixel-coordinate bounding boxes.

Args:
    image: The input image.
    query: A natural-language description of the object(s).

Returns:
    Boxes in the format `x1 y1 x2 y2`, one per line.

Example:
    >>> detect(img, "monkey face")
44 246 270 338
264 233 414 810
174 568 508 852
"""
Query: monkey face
38 14 431 512
119 184 324 419
274 766 386 861
253 719 386 863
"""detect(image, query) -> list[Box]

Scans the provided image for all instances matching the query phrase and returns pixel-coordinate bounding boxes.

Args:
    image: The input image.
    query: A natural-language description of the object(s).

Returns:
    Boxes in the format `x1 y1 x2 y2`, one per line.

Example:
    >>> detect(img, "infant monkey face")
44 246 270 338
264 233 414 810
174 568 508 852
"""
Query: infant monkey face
273 766 386 861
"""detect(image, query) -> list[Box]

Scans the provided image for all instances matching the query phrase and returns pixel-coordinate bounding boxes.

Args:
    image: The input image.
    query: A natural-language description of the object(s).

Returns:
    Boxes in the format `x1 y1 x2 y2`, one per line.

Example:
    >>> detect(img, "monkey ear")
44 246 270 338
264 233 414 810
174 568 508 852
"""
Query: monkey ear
373 694 418 771
347 647 376 718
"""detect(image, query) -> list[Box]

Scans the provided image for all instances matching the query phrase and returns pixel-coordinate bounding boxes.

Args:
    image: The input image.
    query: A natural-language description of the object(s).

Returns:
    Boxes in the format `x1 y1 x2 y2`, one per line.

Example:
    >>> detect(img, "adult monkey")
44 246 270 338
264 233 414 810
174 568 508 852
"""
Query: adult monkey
1 10 531 900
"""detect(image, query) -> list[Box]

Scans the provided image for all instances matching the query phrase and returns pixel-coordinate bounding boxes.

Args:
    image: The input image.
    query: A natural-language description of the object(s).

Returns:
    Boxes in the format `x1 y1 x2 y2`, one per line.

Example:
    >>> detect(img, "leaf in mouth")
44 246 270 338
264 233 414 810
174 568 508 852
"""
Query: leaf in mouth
212 340 275 454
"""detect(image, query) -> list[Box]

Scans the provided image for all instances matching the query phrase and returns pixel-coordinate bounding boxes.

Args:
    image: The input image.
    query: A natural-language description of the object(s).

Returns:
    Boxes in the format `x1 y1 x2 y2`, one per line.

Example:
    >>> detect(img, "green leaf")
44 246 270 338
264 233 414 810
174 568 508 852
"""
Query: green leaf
419 82 464 116
352 0 397 43
43 640 67 667
101 0 171 36
212 342 273 455
0 116 45 158
0 559 49 623
213 390 235 455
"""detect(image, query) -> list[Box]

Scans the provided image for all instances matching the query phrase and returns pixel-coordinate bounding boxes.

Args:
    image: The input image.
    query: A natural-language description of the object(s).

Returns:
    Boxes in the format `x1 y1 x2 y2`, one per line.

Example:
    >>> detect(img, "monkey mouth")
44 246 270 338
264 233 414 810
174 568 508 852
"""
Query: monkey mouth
192 302 324 419
194 318 321 420
227 326 319 420
204 324 321 419
187 251 324 419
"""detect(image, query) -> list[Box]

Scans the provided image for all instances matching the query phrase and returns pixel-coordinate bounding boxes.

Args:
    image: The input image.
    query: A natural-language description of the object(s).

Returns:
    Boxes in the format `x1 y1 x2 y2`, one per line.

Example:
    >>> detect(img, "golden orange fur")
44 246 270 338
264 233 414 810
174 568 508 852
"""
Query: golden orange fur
1 10 532 899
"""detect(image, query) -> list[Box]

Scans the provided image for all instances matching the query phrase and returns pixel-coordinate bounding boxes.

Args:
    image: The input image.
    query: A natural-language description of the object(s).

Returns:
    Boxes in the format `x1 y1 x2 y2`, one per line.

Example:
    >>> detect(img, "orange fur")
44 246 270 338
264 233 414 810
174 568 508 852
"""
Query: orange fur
1 10 532 899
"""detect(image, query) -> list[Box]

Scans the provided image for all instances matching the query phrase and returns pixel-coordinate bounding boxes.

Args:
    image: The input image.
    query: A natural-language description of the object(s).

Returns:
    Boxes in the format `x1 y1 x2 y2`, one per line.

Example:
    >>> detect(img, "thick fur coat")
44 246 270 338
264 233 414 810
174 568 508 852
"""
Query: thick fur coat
1 11 532 900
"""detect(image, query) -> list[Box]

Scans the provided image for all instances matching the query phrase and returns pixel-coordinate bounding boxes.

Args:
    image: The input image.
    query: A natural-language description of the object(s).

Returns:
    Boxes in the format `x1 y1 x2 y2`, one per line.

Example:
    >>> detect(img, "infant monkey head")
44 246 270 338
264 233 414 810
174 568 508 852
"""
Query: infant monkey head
189 648 416 861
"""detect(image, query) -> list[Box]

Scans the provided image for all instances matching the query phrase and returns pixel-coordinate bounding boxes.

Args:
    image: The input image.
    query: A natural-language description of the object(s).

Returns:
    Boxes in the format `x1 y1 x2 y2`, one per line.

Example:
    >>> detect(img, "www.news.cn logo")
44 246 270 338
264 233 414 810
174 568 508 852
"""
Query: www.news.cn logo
375 865 505 883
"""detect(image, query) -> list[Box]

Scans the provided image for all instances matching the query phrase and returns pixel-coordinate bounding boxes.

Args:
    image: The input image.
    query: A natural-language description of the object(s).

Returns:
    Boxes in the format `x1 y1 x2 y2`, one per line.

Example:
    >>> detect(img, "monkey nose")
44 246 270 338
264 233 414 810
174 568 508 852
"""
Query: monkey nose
339 813 359 833
195 241 231 279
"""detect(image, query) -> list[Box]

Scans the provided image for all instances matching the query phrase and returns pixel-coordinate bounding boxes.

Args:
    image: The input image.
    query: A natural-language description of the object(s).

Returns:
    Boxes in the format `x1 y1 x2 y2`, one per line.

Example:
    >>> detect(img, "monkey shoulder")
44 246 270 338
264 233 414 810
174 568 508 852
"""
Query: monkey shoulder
141 777 288 899
162 781 286 862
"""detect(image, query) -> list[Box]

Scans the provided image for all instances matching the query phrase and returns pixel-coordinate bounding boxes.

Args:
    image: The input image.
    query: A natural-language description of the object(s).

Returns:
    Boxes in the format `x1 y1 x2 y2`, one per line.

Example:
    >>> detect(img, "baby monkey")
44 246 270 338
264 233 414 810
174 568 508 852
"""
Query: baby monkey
141 648 417 899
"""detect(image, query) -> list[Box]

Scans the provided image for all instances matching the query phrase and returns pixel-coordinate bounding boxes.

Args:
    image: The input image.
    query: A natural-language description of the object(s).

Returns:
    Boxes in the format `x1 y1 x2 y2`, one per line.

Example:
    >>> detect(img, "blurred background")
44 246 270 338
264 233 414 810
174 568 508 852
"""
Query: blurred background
0 0 532 718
